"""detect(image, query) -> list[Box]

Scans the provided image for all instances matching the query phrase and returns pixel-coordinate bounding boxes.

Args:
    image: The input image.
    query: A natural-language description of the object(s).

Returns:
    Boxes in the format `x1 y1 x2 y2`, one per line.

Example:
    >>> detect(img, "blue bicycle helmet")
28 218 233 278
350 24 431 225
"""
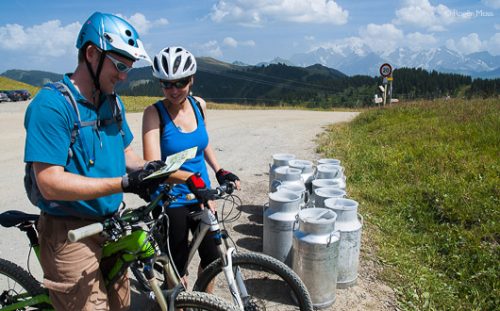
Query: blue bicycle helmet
76 12 150 63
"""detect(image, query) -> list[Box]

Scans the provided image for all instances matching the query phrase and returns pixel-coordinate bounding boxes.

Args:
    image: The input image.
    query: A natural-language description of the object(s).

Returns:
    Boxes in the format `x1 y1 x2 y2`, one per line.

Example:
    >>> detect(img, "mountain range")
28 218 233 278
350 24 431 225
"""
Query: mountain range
284 46 500 78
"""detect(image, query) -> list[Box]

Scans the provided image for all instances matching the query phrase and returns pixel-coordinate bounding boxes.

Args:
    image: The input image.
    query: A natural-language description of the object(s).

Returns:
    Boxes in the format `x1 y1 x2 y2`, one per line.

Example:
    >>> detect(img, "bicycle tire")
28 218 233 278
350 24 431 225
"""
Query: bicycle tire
148 291 239 311
0 258 47 309
175 291 239 311
193 252 313 311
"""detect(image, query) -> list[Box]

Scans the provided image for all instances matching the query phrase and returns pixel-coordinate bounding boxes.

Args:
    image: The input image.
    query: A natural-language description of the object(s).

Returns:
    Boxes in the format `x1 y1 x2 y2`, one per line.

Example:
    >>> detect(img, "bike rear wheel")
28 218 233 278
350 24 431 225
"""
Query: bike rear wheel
0 258 47 310
193 252 313 311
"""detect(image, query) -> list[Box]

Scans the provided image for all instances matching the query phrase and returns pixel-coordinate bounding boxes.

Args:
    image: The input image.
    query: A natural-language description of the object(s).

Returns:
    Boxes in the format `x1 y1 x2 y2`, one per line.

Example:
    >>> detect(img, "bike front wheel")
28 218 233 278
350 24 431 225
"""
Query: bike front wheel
148 290 239 311
0 258 47 310
193 252 313 311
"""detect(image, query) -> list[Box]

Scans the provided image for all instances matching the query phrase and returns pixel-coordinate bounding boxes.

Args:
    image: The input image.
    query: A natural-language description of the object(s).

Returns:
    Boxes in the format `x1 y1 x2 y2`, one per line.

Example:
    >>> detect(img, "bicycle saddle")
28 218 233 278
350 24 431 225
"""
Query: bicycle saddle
0 210 39 228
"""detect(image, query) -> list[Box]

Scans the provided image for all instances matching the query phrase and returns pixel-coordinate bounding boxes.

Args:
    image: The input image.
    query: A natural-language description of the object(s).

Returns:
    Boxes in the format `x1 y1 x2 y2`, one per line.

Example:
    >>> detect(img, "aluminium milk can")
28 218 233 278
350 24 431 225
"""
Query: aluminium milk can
324 198 363 288
263 190 301 266
292 208 340 308
277 183 308 209
309 178 345 207
317 158 341 166
314 187 346 208
270 166 304 193
288 159 315 191
316 164 345 180
269 153 296 191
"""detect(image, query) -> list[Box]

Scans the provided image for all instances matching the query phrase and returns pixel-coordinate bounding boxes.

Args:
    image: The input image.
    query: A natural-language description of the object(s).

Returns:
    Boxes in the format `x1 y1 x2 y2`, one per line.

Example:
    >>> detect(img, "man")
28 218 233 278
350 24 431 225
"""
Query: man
24 12 202 310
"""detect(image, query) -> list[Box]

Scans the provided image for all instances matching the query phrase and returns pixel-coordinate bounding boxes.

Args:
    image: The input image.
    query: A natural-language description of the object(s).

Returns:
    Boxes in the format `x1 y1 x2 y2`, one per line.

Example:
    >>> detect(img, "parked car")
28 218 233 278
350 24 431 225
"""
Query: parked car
0 90 22 102
15 89 31 100
0 92 9 103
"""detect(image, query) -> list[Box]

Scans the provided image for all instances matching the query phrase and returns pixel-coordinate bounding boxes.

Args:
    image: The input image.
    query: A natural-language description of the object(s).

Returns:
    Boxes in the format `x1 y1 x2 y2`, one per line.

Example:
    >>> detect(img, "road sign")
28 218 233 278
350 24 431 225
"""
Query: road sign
379 63 392 77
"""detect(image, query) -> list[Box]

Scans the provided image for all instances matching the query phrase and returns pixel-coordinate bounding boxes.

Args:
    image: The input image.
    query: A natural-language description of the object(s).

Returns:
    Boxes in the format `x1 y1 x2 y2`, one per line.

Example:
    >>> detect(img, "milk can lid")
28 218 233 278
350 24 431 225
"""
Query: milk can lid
298 208 337 225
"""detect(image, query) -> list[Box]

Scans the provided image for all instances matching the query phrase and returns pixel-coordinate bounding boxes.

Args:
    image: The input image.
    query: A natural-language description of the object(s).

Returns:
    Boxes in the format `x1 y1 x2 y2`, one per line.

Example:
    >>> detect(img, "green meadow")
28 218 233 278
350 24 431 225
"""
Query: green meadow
317 99 499 310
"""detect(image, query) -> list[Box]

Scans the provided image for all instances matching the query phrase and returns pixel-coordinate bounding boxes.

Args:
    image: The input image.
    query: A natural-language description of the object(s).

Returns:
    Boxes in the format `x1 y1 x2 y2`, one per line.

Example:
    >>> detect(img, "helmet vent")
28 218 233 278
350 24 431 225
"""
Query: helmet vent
104 33 113 42
161 56 169 74
128 39 135 46
173 55 181 74
183 57 192 72
125 29 132 37
153 57 160 72
175 47 183 53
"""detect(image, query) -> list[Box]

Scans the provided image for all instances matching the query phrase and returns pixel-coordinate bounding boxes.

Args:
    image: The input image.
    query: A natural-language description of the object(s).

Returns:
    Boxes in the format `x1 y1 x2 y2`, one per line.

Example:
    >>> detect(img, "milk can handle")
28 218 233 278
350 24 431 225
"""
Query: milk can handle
263 202 269 211
292 214 299 231
270 179 282 192
327 231 335 247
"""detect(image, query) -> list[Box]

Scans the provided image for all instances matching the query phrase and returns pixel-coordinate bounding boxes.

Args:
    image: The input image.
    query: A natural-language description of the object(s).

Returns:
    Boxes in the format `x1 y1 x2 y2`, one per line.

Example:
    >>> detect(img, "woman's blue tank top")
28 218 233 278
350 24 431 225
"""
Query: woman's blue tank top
154 97 210 208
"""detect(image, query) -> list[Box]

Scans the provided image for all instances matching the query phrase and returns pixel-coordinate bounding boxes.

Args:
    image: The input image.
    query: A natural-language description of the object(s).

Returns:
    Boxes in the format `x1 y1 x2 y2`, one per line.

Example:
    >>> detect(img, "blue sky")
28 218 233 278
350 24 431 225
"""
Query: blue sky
0 0 499 74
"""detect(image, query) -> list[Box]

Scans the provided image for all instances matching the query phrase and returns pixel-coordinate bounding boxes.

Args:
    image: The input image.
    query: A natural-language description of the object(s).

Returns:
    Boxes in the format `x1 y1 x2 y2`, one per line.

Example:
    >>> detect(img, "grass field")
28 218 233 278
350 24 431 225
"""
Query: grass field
317 98 499 310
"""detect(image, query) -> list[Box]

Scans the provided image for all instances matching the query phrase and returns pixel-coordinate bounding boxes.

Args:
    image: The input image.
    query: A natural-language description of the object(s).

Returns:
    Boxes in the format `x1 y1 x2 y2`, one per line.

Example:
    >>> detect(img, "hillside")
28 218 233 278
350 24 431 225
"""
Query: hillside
0 76 40 97
2 58 498 107
1 70 62 88
317 98 499 310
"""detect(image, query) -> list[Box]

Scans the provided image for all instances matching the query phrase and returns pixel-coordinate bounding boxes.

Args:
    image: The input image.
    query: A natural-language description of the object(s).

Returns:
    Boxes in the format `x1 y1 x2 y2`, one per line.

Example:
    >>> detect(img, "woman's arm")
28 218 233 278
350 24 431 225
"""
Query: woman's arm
142 104 162 161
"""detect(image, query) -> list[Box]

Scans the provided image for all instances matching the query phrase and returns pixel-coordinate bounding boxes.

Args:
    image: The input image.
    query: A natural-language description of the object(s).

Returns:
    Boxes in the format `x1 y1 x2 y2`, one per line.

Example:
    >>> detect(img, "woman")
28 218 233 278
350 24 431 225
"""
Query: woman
142 46 241 288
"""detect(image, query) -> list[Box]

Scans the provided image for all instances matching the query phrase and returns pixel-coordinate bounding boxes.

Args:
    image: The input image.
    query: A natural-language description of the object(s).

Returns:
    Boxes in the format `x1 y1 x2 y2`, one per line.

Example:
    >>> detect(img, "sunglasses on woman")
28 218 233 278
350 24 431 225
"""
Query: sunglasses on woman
105 53 133 74
160 77 191 89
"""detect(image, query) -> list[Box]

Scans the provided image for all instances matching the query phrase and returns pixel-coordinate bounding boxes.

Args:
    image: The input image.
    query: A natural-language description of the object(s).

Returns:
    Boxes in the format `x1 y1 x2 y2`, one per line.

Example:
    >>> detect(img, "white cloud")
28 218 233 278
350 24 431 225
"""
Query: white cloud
304 35 315 41
359 23 404 55
117 13 168 35
495 24 500 30
406 32 438 51
210 0 348 26
223 37 238 48
487 33 500 55
223 37 255 48
0 20 80 57
394 0 469 31
196 40 223 58
482 0 500 9
446 33 486 55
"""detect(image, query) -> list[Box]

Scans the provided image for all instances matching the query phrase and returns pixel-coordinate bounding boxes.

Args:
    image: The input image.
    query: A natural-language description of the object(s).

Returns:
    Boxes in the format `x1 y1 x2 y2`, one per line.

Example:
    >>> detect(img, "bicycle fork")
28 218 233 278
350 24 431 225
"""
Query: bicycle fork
220 247 249 310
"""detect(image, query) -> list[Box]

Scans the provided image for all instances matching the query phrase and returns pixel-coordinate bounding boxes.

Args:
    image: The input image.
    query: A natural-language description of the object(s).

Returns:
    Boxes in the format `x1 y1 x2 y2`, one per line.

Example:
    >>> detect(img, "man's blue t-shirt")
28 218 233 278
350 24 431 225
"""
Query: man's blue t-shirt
24 75 133 217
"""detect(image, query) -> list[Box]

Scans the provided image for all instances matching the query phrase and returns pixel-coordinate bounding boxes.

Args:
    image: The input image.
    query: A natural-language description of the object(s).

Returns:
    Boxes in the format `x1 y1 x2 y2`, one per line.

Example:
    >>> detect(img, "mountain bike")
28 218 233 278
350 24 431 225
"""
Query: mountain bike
130 182 314 311
0 194 239 311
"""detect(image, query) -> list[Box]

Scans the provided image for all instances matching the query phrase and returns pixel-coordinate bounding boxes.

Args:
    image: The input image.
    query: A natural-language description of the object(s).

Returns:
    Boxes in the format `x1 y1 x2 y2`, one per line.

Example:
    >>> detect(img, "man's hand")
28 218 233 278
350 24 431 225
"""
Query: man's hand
121 165 164 201
144 160 165 172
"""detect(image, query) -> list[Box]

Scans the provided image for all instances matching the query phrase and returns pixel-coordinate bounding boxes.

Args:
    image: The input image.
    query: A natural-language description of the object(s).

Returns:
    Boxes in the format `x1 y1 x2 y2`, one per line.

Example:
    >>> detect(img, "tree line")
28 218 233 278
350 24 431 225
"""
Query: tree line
120 64 499 107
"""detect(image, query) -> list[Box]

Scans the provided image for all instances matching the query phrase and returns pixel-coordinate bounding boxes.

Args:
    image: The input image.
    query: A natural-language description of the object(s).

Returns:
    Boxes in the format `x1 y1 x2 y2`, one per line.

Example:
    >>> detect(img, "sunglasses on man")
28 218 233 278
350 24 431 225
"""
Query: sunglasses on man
105 53 133 74
160 77 191 89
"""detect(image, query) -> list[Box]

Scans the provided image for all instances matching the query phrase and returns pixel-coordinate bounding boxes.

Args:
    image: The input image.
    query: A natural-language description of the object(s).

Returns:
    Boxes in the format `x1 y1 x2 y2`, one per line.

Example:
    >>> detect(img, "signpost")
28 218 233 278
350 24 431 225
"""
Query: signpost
379 63 393 106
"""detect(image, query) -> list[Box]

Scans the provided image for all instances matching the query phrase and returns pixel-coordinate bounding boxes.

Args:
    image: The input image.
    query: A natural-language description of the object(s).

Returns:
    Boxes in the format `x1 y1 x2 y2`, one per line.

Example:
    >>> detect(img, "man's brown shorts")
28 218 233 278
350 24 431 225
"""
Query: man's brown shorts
37 213 130 311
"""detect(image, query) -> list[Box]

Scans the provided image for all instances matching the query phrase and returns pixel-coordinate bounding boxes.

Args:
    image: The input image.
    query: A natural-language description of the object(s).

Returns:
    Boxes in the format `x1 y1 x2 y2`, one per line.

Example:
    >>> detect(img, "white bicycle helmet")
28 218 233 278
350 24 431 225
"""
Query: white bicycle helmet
152 46 197 81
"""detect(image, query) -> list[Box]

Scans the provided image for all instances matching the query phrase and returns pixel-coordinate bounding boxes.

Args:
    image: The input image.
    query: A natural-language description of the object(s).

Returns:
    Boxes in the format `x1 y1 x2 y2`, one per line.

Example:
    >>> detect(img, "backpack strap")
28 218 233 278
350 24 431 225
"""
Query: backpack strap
45 82 95 165
153 96 204 142
153 101 165 140
189 95 205 120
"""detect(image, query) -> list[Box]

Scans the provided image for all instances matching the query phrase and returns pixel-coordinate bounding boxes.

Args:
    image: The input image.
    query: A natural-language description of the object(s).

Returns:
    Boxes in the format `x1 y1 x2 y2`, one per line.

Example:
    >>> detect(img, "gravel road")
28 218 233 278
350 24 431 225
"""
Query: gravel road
0 100 397 310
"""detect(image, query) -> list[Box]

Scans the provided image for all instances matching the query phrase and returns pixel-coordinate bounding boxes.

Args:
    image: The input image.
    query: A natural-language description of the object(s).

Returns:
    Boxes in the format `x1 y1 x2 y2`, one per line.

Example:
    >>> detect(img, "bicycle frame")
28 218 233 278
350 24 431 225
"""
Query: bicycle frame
179 206 248 309
0 191 176 311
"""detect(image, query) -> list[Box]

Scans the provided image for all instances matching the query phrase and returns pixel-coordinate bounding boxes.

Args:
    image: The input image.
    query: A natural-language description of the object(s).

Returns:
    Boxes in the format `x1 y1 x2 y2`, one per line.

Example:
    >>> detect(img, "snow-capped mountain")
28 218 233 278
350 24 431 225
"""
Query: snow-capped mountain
287 46 500 78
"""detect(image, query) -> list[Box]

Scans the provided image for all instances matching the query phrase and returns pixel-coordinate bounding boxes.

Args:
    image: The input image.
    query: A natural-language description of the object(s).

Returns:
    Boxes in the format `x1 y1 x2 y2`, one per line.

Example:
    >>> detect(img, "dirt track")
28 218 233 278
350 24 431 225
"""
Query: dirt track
0 100 397 310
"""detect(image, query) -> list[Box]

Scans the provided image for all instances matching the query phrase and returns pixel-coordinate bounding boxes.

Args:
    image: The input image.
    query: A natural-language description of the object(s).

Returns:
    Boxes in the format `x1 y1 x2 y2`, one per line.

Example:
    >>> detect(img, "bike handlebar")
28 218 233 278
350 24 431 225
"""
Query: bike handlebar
67 182 236 242
68 222 104 242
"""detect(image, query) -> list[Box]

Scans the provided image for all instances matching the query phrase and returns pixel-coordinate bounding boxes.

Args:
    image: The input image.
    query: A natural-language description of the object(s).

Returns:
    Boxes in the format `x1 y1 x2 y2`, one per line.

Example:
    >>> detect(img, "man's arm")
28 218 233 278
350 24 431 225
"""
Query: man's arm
33 162 122 201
